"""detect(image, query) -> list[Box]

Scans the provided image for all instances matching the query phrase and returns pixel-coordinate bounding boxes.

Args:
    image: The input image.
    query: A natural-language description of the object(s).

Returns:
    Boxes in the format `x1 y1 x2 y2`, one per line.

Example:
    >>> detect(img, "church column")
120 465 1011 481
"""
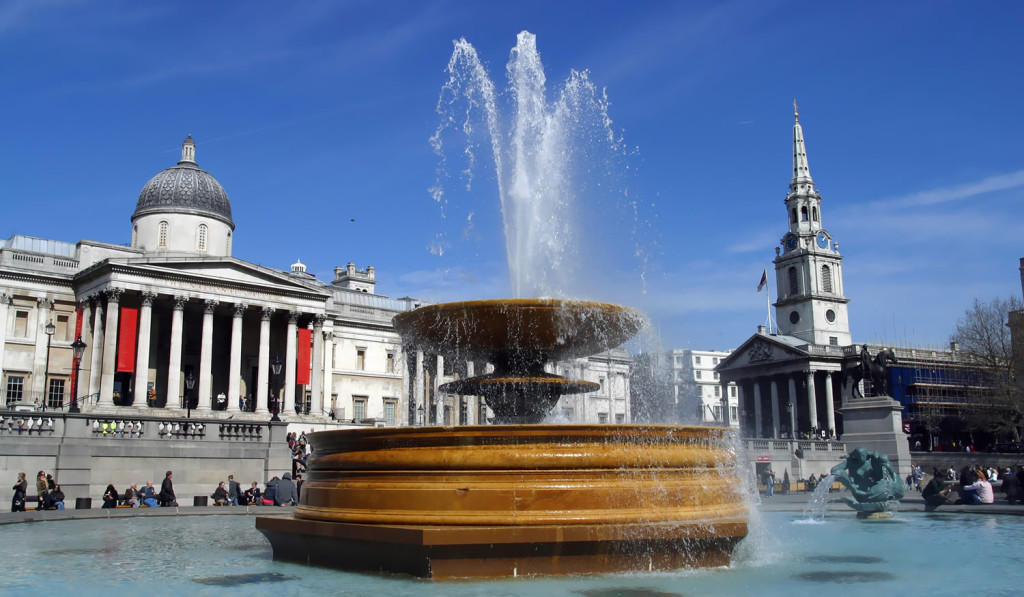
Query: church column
824 372 836 438
98 288 123 408
166 295 186 411
788 375 799 436
197 299 218 412
256 307 274 415
32 297 55 401
414 350 425 425
227 303 245 413
321 325 333 417
284 311 298 415
87 295 104 399
752 380 763 438
806 371 819 435
770 378 781 439
0 292 11 379
309 315 325 416
133 292 157 409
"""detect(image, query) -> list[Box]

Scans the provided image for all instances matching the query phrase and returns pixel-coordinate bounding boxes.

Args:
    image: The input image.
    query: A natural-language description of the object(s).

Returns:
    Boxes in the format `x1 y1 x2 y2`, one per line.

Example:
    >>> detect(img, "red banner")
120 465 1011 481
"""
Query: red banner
116 307 138 373
296 328 312 385
70 307 84 395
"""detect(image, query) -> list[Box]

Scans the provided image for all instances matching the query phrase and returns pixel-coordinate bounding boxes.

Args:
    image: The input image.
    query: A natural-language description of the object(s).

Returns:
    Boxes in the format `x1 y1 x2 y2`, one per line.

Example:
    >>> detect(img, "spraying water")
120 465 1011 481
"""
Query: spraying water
431 31 640 300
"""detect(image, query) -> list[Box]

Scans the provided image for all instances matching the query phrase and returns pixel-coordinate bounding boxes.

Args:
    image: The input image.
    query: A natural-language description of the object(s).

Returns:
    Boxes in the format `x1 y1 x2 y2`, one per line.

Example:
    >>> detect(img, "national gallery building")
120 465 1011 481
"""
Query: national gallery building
0 137 632 429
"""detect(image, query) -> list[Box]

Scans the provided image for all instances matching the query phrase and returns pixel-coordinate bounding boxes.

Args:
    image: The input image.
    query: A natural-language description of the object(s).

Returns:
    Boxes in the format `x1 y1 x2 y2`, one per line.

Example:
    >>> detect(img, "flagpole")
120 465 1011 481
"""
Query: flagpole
765 282 773 334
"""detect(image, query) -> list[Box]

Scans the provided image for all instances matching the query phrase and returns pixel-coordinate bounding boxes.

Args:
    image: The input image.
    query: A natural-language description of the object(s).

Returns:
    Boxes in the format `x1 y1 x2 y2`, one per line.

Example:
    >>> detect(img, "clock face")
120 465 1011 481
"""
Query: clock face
816 232 829 249
784 234 798 252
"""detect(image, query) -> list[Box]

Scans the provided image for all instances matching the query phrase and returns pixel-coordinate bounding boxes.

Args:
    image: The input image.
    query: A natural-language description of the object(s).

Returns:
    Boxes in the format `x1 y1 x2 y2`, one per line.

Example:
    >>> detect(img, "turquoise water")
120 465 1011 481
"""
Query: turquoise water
6 512 1022 596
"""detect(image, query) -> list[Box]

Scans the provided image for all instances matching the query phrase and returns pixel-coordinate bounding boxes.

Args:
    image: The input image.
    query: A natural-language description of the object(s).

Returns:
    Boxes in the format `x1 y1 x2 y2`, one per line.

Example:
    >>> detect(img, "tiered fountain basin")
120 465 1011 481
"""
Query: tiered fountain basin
257 299 748 578
256 423 747 578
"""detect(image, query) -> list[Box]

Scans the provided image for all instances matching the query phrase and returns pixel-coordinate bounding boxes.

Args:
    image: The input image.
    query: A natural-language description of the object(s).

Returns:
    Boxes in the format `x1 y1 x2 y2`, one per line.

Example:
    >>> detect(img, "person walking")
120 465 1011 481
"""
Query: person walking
12 472 28 512
35 471 49 511
764 468 775 497
227 475 241 506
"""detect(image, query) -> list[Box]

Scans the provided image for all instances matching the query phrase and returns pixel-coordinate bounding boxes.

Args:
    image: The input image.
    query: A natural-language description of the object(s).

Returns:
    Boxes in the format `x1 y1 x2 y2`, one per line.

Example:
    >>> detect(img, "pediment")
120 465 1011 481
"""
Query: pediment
717 333 808 372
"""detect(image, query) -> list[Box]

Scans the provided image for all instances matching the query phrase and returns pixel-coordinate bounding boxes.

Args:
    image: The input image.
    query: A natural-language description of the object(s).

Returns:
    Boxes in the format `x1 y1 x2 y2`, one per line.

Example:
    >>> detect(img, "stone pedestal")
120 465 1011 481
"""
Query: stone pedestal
838 395 912 479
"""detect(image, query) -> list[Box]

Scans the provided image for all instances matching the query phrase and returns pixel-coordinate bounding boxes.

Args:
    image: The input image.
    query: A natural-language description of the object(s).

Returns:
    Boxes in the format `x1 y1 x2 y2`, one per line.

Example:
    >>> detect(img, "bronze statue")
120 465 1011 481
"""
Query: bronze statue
843 347 898 399
830 447 905 512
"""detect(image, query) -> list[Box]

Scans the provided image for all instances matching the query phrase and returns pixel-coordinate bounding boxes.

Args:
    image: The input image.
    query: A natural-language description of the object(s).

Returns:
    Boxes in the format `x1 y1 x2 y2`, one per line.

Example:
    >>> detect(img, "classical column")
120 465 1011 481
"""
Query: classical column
752 381 763 438
788 375 799 436
32 297 55 401
414 350 425 425
0 292 11 377
197 299 218 412
98 288 123 407
309 314 325 416
770 378 781 439
824 372 836 438
321 325 333 417
227 303 245 412
806 371 819 436
256 307 274 414
133 292 157 409
284 311 298 415
166 295 187 411
720 380 731 426
87 295 104 399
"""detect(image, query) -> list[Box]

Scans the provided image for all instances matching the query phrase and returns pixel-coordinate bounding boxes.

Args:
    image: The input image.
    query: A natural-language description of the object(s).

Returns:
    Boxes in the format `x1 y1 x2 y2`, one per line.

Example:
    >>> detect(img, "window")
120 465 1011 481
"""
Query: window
788 267 799 295
615 413 625 424
6 376 24 405
713 372 719 380
14 311 28 337
158 221 169 248
730 386 737 398
812 206 819 222
599 377 606 393
714 386 721 397
384 400 397 427
830 337 839 346
386 352 395 374
731 406 739 421
695 356 702 365
712 357 719 365
790 208 797 224
695 370 702 379
800 206 808 221
356 348 366 371
46 379 65 409
197 224 208 252
713 405 723 421
353 396 367 422
598 413 608 424
821 264 833 293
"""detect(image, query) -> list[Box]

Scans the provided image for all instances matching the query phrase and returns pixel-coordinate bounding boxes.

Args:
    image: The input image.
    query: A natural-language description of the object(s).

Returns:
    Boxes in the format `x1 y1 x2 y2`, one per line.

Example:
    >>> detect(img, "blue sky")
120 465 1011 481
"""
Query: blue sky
1 1 1022 352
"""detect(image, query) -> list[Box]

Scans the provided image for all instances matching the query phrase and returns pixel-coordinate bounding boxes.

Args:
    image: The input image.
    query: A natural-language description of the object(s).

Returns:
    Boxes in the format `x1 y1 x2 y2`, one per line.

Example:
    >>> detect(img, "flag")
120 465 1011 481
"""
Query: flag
757 269 767 293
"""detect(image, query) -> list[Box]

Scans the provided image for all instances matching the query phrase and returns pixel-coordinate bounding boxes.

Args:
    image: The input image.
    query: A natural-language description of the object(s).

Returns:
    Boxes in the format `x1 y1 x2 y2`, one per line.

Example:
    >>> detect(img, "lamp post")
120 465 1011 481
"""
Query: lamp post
68 335 86 413
185 371 196 419
42 320 55 410
270 354 283 422
417 404 425 426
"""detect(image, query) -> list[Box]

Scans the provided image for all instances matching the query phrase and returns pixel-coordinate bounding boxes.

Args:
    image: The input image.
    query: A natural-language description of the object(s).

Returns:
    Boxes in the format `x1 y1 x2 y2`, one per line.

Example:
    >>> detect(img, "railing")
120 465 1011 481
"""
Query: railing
0 414 58 435
744 438 846 454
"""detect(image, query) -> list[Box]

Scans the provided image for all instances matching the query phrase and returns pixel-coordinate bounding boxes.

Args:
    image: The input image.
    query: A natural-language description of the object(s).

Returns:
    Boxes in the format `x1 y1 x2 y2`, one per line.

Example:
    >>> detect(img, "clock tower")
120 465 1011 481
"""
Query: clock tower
772 102 851 346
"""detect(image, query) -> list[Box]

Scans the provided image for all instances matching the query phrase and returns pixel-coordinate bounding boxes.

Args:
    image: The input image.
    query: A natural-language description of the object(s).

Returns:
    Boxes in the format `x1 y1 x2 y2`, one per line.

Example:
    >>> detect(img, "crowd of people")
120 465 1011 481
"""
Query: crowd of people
920 464 1023 506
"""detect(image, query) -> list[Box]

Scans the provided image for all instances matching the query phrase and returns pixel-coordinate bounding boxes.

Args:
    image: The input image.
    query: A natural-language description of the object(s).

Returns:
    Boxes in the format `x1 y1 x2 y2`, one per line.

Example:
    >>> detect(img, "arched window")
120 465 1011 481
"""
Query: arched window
197 224 208 252
800 206 808 221
158 221 169 248
821 264 833 293
788 266 799 296
812 206 819 222
790 208 797 224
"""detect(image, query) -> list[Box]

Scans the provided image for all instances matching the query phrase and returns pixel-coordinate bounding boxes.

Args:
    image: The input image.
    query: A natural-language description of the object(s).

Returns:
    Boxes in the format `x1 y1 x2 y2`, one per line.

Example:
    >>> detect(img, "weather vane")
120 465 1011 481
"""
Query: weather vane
793 98 799 121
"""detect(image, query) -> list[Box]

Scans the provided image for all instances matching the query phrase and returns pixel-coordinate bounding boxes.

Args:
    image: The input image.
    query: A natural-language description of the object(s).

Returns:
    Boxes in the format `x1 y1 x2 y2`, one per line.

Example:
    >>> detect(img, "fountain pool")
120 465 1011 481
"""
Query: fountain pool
8 511 1022 595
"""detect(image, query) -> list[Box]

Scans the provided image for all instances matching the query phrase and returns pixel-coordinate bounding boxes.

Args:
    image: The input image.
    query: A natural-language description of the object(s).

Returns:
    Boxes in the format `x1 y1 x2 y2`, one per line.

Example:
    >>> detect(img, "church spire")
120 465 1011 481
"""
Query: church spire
791 99 813 191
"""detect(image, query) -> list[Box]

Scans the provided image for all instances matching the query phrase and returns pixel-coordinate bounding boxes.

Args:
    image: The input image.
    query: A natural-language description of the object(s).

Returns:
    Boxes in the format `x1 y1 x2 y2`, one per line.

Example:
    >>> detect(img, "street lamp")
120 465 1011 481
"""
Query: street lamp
270 354 283 422
68 335 86 413
417 404 425 426
43 320 55 410
185 371 196 419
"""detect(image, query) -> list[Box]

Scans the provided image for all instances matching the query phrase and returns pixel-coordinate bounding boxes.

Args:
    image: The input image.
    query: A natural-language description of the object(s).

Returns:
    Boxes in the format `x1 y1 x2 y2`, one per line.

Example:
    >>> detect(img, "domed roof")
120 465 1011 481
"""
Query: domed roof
131 136 234 228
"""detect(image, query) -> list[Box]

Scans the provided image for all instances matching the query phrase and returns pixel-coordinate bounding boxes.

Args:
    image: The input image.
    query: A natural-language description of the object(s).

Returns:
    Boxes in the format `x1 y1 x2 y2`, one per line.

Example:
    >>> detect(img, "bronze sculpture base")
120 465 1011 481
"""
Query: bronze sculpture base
256 425 748 579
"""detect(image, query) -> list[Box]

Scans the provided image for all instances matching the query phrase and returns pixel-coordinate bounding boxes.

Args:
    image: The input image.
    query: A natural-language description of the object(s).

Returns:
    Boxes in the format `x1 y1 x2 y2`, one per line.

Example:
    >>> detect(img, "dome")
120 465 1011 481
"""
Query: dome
131 137 235 229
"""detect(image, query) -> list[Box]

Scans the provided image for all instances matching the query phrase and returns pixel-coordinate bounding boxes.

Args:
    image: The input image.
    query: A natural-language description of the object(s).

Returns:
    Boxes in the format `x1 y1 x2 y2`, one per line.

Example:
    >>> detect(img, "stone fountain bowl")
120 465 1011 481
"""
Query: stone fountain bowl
391 298 646 364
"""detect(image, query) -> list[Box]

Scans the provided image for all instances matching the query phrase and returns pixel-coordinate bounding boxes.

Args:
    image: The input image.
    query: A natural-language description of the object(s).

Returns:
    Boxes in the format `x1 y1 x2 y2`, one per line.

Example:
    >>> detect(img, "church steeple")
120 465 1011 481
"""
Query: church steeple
773 103 851 347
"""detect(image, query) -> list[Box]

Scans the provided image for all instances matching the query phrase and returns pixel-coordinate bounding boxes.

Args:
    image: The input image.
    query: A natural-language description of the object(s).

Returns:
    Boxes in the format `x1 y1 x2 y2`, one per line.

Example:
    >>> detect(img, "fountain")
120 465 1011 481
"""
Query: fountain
256 32 748 578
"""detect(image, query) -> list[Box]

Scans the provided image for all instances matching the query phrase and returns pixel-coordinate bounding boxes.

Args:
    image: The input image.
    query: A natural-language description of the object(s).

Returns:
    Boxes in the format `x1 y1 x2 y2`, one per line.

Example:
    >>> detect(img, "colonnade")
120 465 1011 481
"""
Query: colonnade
721 369 840 439
83 287 327 416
